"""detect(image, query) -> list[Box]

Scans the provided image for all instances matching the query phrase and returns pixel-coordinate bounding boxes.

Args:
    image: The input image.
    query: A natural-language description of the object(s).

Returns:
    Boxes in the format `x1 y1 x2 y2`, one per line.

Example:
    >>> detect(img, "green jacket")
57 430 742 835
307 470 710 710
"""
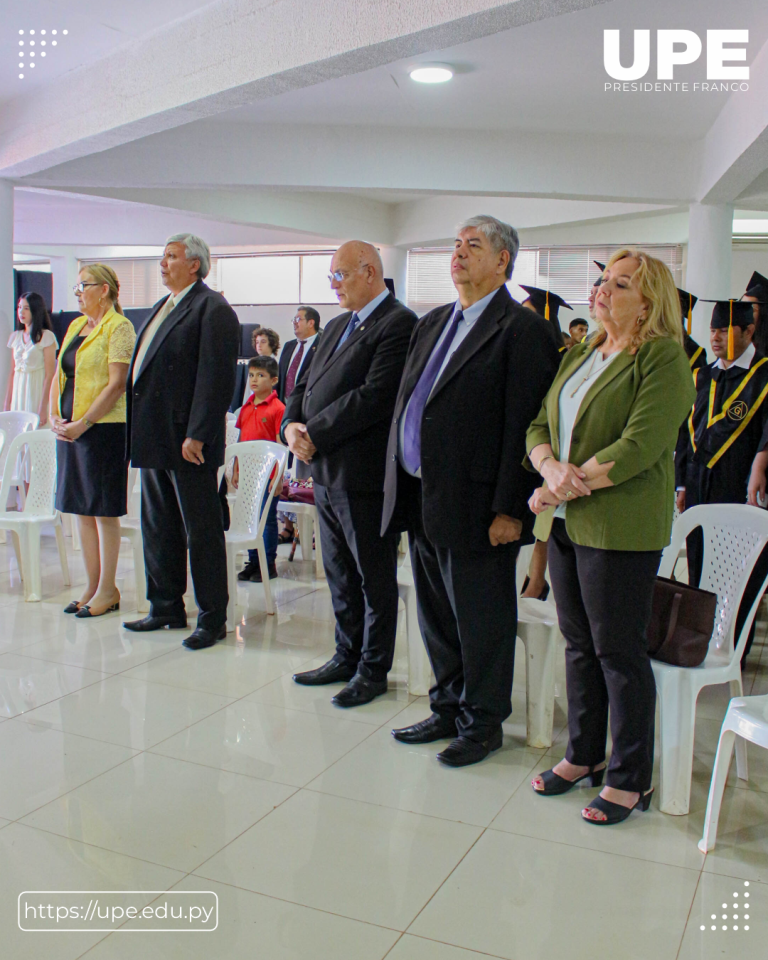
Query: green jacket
525 338 696 551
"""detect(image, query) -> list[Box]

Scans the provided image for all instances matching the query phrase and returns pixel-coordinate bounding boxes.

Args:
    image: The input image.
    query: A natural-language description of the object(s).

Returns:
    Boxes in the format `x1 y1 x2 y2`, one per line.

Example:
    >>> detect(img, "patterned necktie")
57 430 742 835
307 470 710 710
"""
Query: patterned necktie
284 340 305 398
401 310 464 474
335 312 361 352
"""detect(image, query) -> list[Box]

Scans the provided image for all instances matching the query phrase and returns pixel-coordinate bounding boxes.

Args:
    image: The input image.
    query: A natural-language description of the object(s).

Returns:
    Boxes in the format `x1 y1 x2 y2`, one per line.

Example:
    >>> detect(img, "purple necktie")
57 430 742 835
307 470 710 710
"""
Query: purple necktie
284 340 305 398
401 310 463 474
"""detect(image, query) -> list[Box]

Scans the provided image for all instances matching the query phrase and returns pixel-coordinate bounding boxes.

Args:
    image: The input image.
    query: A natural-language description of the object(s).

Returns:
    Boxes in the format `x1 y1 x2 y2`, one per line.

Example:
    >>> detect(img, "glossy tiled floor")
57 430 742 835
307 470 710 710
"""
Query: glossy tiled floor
1 530 767 959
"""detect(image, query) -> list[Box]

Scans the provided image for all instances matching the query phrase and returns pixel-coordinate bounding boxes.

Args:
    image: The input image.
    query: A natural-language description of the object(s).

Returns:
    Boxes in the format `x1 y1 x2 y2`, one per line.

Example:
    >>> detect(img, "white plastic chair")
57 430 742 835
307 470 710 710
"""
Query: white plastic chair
397 546 434 697
513 542 565 749
119 467 148 613
0 430 70 601
225 440 287 631
654 504 768 815
0 411 38 517
699 694 768 852
275 501 325 579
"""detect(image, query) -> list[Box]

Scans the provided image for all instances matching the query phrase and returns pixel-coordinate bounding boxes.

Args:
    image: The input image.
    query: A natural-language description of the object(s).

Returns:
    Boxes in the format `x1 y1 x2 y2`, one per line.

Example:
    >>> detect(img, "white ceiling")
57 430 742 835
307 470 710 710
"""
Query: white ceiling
0 0 215 103
211 0 768 138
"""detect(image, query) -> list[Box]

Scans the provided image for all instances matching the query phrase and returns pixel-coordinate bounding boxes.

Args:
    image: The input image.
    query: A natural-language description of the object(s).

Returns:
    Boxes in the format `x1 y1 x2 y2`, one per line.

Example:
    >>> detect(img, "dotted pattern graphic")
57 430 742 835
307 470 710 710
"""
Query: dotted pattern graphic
16 28 68 79
700 881 751 932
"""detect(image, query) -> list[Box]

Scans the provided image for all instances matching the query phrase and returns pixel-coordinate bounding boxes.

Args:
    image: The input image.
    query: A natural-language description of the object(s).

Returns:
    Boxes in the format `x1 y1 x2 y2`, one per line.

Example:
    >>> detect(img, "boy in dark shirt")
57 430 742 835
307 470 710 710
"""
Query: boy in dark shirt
235 356 285 582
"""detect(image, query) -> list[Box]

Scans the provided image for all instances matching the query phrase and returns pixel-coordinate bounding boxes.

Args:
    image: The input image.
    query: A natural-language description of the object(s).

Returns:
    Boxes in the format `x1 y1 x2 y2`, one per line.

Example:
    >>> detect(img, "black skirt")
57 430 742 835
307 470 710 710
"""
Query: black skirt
56 423 128 517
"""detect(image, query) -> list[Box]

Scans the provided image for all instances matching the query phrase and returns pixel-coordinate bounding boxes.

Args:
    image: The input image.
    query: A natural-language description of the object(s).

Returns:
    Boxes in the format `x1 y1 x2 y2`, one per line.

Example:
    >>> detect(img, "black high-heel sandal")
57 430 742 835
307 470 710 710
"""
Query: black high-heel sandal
532 764 605 796
521 576 551 601
581 788 654 825
75 595 120 619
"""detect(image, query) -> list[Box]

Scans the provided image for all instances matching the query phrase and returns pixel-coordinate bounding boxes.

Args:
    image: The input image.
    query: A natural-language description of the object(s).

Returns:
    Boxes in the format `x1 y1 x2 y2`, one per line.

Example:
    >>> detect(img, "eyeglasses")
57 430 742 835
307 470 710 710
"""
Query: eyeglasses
327 264 370 284
72 282 101 294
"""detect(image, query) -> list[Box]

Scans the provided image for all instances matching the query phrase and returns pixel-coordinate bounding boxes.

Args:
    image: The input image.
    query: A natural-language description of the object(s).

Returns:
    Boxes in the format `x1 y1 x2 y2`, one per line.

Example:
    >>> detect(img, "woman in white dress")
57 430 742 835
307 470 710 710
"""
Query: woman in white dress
4 292 58 426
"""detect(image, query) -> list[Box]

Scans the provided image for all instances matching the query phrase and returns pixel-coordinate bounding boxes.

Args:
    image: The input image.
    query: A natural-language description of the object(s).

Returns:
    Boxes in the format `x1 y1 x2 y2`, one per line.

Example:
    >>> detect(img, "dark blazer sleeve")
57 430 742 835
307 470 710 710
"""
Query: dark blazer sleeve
493 320 560 520
305 311 415 454
187 298 240 444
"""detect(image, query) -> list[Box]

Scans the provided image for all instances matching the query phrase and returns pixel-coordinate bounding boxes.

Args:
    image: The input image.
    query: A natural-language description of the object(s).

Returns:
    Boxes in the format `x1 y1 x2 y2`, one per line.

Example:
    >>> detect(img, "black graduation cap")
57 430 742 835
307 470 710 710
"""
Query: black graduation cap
677 288 698 335
745 270 768 301
592 261 606 288
701 299 758 360
519 285 573 324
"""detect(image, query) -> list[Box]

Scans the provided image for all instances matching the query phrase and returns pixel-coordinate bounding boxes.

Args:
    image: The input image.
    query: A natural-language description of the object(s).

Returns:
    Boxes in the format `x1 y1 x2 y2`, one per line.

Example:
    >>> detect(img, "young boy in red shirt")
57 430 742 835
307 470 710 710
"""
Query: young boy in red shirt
235 356 285 582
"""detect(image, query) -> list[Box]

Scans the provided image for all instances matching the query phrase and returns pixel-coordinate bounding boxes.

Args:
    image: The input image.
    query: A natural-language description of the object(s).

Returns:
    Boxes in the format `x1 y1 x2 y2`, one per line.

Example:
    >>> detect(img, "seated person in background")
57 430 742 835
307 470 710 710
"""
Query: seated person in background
234 356 285 583
252 326 281 357
569 318 589 346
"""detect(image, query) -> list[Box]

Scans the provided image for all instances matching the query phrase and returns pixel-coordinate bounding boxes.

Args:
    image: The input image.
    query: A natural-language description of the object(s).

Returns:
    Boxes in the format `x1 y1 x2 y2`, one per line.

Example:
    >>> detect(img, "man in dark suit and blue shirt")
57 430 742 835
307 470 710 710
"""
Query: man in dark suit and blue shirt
284 241 417 707
383 216 560 766
124 234 239 650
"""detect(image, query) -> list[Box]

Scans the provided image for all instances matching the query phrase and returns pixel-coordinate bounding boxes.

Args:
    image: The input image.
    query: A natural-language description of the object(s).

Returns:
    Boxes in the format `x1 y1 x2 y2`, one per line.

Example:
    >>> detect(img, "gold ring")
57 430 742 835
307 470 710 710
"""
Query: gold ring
566 490 574 499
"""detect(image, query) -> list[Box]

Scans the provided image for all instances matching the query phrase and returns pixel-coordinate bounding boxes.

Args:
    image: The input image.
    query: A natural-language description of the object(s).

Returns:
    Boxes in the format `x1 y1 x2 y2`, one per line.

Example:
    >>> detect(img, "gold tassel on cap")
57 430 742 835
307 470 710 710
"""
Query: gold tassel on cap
544 290 550 321
727 300 735 361
687 295 693 336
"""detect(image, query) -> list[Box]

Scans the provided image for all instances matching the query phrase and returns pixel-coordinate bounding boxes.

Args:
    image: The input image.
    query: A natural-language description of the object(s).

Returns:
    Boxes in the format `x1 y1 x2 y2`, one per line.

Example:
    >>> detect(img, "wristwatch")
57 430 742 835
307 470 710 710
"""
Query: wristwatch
83 418 95 429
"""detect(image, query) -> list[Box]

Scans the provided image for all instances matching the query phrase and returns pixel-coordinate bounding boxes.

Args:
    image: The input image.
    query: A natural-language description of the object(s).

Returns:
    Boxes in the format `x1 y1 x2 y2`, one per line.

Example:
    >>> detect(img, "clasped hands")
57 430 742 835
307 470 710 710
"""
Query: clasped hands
50 416 88 442
529 459 591 515
284 423 317 464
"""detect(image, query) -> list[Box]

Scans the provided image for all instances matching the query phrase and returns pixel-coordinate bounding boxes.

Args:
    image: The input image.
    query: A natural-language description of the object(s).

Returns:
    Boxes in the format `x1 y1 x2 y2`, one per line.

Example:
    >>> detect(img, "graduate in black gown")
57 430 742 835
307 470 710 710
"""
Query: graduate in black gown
743 270 768 356
677 287 707 371
519 285 572 359
676 299 768 655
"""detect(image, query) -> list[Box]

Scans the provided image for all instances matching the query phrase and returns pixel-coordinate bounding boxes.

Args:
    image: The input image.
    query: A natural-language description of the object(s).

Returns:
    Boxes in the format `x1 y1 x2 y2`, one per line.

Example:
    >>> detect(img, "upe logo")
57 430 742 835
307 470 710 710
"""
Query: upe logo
604 29 749 82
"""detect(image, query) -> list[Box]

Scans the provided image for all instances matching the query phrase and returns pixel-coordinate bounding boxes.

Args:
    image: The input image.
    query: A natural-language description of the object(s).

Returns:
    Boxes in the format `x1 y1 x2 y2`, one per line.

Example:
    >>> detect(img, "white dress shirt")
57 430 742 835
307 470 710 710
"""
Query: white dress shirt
554 348 620 518
397 287 500 478
713 341 755 371
133 282 196 380
291 332 319 380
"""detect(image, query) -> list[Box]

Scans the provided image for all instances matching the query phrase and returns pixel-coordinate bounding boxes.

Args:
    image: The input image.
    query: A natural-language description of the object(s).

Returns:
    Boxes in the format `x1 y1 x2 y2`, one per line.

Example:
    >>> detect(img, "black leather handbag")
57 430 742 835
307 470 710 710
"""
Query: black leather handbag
647 576 718 667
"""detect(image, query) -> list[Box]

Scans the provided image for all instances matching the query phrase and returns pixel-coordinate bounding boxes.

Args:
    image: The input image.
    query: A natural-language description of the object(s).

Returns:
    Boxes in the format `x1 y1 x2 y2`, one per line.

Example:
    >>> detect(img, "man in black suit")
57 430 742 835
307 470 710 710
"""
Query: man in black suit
383 215 560 766
278 306 322 403
123 234 240 650
284 241 417 706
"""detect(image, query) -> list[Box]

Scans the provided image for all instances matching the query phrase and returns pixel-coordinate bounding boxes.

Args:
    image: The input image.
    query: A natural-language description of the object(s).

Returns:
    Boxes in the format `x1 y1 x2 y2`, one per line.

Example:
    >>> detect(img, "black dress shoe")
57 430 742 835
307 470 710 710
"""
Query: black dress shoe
249 563 278 582
436 729 503 767
332 676 388 708
293 659 357 686
392 714 458 744
123 615 188 632
182 625 227 650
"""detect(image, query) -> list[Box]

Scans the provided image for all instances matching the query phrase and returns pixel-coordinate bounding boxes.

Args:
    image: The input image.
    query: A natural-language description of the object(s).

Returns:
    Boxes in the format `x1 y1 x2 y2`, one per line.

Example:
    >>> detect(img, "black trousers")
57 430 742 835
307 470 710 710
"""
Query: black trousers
409 508 519 741
548 519 661 792
314 484 399 682
141 467 228 632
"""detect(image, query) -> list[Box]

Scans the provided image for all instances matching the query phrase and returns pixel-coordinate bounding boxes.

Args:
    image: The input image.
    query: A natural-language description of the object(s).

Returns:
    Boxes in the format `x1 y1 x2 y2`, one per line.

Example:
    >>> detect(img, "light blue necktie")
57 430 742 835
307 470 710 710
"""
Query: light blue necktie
335 312 361 352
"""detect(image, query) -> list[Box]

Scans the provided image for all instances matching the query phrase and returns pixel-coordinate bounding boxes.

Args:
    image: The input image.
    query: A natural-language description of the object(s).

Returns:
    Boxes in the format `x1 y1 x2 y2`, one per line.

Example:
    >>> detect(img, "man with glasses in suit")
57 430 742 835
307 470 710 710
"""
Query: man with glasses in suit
284 241 417 707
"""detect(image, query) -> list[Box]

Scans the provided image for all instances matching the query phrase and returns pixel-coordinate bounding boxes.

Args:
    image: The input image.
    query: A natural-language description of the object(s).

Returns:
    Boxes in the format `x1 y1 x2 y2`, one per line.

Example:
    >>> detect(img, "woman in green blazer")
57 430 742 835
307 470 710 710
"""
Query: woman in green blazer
526 248 696 825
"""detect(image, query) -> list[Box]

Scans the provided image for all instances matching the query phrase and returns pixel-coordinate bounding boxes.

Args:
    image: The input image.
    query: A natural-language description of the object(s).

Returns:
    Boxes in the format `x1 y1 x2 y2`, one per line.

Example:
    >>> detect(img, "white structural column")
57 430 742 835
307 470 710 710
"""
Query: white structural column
685 203 733 345
49 251 80 312
379 246 408 305
0 182 13 393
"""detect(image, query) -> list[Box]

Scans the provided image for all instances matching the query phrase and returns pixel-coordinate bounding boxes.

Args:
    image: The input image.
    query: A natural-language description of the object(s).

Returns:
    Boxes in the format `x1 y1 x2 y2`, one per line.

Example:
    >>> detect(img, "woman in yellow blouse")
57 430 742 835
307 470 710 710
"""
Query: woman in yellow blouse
50 264 136 618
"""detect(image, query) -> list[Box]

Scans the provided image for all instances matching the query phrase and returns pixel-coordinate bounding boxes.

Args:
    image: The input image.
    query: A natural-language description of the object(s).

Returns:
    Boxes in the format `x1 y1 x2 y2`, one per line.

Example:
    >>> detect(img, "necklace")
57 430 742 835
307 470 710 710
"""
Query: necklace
568 351 606 398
